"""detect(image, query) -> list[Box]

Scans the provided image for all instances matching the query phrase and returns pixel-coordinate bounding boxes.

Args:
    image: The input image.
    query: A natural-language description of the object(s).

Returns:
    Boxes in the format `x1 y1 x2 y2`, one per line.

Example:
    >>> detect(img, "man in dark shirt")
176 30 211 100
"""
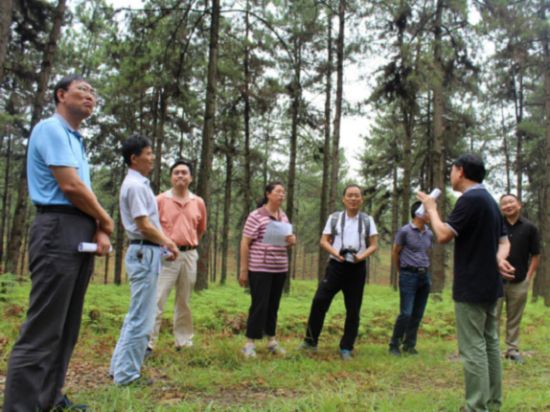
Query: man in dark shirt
497 194 540 364
389 201 433 356
418 154 515 412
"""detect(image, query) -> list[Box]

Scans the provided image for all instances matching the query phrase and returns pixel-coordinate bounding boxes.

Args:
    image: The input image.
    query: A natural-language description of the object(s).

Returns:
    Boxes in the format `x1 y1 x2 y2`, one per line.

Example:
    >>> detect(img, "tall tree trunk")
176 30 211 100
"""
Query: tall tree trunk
0 131 12 270
195 0 220 291
221 137 234 285
211 196 220 282
242 0 252 215
430 0 446 296
0 0 13 83
318 6 332 282
538 1 550 305
328 0 345 213
114 166 126 285
513 69 524 201
152 89 168 193
390 157 399 290
6 0 66 274
284 34 303 293
501 104 512 193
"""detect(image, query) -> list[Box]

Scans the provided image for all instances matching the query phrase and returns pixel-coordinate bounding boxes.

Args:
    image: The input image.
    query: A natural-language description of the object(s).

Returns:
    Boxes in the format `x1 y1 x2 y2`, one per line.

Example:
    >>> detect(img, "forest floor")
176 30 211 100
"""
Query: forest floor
0 275 549 411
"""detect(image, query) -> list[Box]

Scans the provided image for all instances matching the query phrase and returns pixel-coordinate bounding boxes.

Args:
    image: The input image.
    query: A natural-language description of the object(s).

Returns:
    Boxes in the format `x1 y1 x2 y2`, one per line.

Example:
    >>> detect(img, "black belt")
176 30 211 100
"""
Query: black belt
36 204 91 218
178 245 197 252
129 239 161 247
401 266 428 274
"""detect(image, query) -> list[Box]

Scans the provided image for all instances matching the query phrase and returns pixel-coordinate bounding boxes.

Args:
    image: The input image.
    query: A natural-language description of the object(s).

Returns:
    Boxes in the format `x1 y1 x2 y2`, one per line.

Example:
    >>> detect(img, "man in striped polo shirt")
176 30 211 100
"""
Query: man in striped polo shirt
389 201 433 356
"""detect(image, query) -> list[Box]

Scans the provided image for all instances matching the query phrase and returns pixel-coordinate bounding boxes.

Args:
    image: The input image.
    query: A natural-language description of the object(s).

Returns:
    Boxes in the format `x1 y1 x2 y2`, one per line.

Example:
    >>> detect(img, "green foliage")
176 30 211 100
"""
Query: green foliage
1 279 549 410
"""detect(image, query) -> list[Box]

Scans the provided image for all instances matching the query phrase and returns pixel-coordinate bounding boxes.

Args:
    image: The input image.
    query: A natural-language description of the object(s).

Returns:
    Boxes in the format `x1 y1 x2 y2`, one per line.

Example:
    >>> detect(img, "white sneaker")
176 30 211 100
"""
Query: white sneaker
242 344 257 358
268 341 286 355
176 340 193 350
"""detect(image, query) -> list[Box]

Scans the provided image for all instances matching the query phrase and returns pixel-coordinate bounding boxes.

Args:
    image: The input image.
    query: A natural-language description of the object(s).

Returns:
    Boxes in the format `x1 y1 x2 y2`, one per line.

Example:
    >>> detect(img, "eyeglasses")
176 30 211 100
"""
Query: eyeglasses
74 85 97 98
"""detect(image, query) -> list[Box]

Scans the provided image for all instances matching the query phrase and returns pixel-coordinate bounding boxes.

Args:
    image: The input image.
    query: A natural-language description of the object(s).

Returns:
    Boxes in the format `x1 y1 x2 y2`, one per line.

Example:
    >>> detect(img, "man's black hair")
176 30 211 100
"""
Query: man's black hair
53 74 86 105
342 184 362 196
499 193 519 202
452 154 486 183
121 134 152 166
170 159 193 176
411 201 422 219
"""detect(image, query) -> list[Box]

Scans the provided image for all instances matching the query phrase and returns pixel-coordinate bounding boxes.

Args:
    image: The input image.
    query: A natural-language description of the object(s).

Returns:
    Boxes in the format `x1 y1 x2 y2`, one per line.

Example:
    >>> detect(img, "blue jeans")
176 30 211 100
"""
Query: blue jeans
390 270 431 350
110 245 161 384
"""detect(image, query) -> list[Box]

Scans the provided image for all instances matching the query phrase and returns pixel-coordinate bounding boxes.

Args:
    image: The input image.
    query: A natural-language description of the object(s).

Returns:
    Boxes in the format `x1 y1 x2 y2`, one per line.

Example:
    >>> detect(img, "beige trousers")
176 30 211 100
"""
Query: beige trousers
149 249 198 348
496 277 529 354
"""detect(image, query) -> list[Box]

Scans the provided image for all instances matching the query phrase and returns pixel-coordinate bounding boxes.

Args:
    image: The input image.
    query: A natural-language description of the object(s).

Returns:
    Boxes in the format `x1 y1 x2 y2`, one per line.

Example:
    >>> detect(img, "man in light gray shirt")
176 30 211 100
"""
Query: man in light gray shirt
110 134 178 385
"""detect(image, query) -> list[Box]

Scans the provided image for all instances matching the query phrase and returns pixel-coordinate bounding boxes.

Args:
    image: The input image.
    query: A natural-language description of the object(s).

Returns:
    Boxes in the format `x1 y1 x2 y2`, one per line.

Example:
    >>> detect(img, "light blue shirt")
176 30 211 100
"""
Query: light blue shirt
27 113 91 205
119 168 161 240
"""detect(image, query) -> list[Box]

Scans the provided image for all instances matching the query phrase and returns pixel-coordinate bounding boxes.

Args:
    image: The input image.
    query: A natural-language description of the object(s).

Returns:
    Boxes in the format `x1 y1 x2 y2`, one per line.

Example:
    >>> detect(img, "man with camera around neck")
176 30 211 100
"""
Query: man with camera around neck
301 184 378 360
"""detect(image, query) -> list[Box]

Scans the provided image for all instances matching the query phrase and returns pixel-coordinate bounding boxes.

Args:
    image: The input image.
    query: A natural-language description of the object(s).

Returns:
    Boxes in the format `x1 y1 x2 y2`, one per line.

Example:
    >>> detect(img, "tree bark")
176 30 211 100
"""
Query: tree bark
0 0 13 83
390 157 399 290
430 0 446 296
0 129 12 270
195 0 220 291
220 135 234 285
318 5 332 282
328 0 345 214
6 0 67 274
538 0 550 305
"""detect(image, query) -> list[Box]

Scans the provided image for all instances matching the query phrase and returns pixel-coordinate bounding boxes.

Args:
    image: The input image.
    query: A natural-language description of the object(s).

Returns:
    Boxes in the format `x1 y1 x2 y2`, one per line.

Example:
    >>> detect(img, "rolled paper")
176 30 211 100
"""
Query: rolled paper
416 188 442 217
78 242 113 253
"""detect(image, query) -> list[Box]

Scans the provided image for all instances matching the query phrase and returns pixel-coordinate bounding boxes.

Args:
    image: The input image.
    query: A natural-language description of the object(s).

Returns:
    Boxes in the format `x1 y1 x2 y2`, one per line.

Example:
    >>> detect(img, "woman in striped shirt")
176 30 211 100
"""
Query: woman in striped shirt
239 181 296 358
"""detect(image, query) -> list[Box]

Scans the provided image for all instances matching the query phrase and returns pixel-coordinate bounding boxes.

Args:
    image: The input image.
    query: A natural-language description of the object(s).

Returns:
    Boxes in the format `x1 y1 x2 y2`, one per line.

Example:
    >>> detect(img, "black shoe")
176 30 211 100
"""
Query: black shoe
403 347 418 355
144 346 153 359
120 376 154 387
389 346 401 356
505 351 524 364
50 395 88 411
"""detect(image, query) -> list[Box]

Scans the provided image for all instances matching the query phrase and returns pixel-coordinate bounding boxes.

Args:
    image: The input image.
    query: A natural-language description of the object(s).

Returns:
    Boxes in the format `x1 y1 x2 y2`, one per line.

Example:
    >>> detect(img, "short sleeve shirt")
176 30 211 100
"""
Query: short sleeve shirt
395 223 433 268
446 185 506 303
119 169 161 240
504 216 540 283
157 190 207 247
243 207 290 273
27 114 91 205
322 211 378 261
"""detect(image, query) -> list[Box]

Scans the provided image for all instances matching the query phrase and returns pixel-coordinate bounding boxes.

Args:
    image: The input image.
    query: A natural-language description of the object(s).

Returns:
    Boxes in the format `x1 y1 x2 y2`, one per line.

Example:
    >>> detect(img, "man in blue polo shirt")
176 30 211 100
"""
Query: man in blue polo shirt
3 75 114 412
418 154 515 412
389 201 433 356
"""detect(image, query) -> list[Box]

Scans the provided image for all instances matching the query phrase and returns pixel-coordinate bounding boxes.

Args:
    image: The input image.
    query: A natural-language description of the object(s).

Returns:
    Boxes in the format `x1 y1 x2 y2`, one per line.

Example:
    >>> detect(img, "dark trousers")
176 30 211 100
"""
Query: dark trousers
3 211 96 412
389 270 431 350
246 271 287 340
304 259 367 351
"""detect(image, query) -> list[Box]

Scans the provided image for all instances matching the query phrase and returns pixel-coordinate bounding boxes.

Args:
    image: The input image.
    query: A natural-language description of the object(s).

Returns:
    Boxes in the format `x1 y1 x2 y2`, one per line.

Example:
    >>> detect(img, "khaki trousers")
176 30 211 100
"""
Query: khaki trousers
149 249 198 348
455 301 502 412
496 278 529 354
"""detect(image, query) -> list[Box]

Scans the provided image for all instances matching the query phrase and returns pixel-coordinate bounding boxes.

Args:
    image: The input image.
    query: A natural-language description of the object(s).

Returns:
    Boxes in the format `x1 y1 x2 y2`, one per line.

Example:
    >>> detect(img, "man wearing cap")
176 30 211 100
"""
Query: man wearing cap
3 74 113 412
148 159 207 352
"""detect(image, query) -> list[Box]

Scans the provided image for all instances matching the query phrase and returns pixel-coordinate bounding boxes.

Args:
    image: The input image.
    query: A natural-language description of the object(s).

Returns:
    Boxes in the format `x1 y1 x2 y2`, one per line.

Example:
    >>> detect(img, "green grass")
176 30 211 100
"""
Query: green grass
1 274 549 411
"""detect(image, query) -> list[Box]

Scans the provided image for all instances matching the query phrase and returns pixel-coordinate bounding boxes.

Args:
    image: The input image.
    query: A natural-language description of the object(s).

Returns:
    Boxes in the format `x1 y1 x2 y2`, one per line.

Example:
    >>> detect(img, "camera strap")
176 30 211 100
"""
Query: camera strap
339 212 363 250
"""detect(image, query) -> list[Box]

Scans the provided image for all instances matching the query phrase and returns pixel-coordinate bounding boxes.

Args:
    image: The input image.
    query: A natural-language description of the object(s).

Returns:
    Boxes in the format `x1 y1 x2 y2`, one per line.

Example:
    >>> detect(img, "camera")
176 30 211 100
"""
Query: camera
339 247 358 263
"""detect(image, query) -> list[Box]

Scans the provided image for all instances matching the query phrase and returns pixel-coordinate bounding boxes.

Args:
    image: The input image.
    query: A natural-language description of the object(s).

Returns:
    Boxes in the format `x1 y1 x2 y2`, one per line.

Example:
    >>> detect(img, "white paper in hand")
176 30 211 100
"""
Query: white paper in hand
78 242 113 253
262 221 293 247
416 188 442 217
